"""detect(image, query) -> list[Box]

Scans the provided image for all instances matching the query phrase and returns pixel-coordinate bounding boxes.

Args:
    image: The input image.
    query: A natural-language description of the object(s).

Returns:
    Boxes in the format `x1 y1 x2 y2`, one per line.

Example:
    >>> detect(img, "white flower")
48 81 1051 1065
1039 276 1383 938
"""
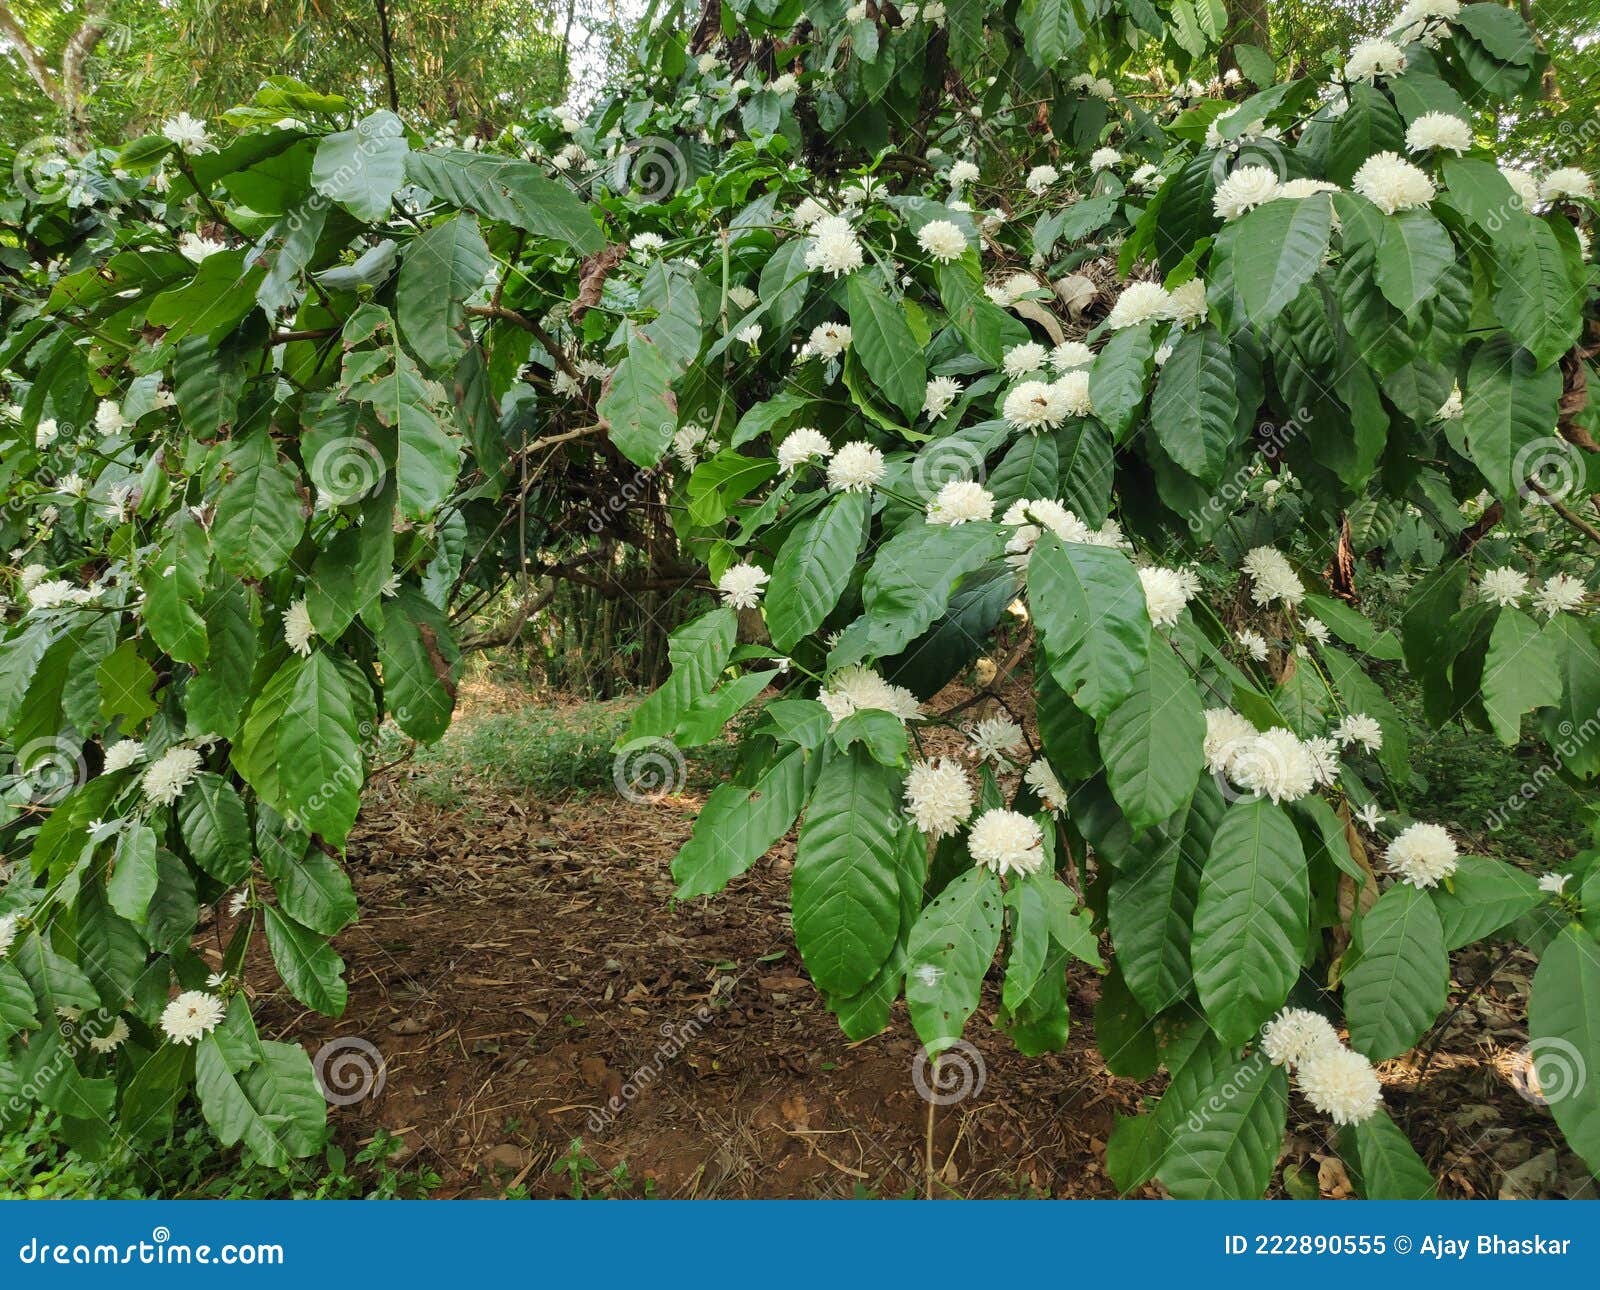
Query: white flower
993 271 1040 304
1024 760 1068 815
771 73 799 95
1260 1007 1341 1069
1049 341 1095 372
1236 628 1270 661
1534 573 1586 618
1304 736 1341 786
1089 147 1121 172
1229 727 1316 803
18 563 47 592
735 322 762 345
1167 278 1208 326
717 561 770 609
697 53 721 74
1277 178 1341 200
905 758 975 838
0 913 16 959
1104 281 1171 330
1003 380 1066 431
1304 617 1330 645
102 740 146 773
967 714 1026 766
57 472 86 497
1432 385 1464 421
1298 1046 1382 1125
1139 566 1193 628
1003 342 1050 379
1385 821 1459 888
1025 164 1059 194
283 598 315 656
141 746 203 806
801 321 852 359
927 480 995 526
1213 165 1281 220
27 579 91 612
804 215 864 277
1129 162 1161 190
1352 151 1435 214
672 425 710 468
88 1017 130 1054
1540 167 1594 203
923 376 963 421
728 285 758 310
160 991 227 1045
630 232 666 257
1203 709 1256 774
949 159 980 187
1479 566 1528 608
792 197 830 228
827 441 885 492
1538 872 1571 895
817 665 923 726
1405 112 1472 155
161 112 212 154
1354 803 1385 830
551 143 591 171
917 219 969 262
1333 712 1383 753
1241 546 1305 607
1345 38 1406 82
968 809 1045 878
178 231 226 263
35 419 58 448
1499 166 1540 208
95 399 127 435
1051 371 1094 417
777 427 833 471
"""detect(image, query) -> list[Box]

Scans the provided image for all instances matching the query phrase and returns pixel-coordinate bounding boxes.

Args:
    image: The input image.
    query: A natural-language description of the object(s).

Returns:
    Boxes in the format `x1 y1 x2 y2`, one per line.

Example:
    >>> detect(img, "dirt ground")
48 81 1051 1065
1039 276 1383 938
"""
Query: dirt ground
243 691 1595 1200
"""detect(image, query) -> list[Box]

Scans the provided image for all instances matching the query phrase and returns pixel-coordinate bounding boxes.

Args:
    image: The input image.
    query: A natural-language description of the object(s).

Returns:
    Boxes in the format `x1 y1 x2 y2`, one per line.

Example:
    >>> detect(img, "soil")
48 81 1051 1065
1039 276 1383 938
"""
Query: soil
241 690 1596 1200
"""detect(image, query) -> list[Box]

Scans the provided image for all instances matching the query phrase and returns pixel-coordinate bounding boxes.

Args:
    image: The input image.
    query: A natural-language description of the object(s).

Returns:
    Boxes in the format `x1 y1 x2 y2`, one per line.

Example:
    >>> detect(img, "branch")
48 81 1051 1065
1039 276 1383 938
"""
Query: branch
0 1 62 107
59 3 109 140
1527 480 1600 547
373 0 400 112
465 303 585 387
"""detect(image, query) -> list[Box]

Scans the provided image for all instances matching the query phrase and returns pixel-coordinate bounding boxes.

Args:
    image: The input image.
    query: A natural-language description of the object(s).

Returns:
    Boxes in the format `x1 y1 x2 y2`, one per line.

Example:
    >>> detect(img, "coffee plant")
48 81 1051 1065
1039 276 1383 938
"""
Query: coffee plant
1 0 1597 1197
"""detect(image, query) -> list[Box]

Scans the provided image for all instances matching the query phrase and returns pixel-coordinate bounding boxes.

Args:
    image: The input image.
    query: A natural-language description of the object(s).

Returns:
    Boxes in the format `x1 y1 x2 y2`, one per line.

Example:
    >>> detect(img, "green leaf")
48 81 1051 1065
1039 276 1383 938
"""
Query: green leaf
906 866 1005 1054
1492 215 1584 369
1482 607 1561 743
141 514 210 667
1319 647 1411 785
1191 797 1308 1047
195 1001 326 1166
186 581 258 740
310 109 409 221
1150 325 1239 484
1543 615 1600 779
1345 882 1449 1060
1087 323 1153 441
1157 1053 1288 1199
405 150 601 252
1375 209 1456 320
599 326 679 468
1225 193 1333 328
625 607 737 742
1342 1109 1437 1198
177 772 253 885
1018 0 1083 64
1430 856 1541 950
278 653 364 848
263 905 348 1016
1028 534 1150 720
396 215 492 372
935 262 1030 366
379 589 458 743
860 522 1002 658
765 493 868 652
845 273 926 420
213 433 305 580
673 748 814 898
792 747 905 997
1100 640 1205 833
0 962 39 1040
1529 924 1600 1177
1463 334 1563 501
